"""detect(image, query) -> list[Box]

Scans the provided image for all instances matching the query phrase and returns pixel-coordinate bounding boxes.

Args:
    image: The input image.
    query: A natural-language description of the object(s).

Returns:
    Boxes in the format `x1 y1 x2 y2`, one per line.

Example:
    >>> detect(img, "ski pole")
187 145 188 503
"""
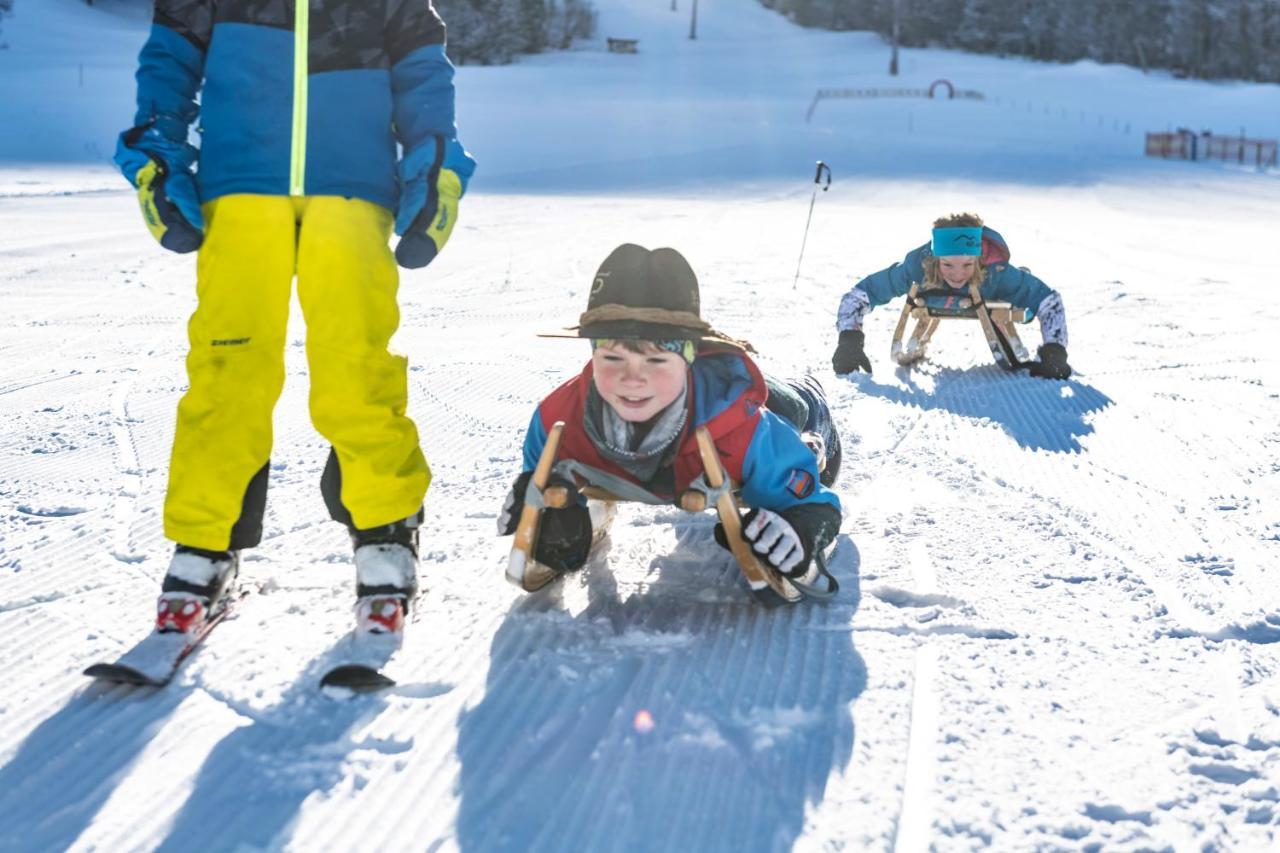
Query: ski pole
792 160 832 290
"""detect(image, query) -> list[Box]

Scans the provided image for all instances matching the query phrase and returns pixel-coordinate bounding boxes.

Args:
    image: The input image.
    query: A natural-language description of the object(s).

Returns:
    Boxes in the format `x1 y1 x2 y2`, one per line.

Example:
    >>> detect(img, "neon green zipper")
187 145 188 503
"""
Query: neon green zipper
290 1 309 196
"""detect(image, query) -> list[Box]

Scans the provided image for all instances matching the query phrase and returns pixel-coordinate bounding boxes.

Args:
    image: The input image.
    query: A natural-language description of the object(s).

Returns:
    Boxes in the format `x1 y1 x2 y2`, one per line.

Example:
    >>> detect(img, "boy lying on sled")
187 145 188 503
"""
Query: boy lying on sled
496 244 844 606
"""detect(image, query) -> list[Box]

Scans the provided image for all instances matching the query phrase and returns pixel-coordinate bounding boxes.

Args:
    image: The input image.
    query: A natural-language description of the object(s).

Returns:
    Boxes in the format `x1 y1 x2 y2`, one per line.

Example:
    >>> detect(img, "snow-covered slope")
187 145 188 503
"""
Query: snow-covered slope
0 0 1278 850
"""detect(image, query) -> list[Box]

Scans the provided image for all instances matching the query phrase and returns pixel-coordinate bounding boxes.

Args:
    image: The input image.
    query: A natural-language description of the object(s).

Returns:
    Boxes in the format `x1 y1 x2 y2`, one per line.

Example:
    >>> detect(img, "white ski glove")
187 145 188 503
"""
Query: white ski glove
742 509 805 576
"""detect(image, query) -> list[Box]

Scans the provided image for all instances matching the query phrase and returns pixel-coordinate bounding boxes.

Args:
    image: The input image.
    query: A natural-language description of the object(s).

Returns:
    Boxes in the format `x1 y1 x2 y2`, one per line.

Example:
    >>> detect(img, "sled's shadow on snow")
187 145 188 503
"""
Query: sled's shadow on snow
848 365 1113 453
456 521 866 851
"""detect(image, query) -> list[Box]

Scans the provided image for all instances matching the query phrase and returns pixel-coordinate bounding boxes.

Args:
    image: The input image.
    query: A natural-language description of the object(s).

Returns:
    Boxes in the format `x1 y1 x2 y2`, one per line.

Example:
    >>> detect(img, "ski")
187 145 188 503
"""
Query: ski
320 663 396 692
319 596 406 693
319 631 401 693
83 585 251 687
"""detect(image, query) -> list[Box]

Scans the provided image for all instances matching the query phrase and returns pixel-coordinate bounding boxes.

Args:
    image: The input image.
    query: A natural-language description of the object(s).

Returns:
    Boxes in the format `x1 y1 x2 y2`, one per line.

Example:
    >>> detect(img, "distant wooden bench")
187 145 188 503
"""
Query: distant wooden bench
607 38 639 54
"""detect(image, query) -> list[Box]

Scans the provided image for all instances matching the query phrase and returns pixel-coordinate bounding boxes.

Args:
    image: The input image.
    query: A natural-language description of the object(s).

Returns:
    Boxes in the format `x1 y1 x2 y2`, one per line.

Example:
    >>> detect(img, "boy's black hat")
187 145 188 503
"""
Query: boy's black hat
542 243 752 351
576 244 707 341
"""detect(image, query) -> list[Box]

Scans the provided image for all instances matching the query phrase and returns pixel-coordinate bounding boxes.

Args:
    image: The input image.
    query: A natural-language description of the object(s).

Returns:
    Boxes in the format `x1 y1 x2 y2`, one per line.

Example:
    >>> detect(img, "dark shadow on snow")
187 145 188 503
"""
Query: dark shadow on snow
455 517 866 852
152 637 441 852
0 680 188 850
845 364 1113 453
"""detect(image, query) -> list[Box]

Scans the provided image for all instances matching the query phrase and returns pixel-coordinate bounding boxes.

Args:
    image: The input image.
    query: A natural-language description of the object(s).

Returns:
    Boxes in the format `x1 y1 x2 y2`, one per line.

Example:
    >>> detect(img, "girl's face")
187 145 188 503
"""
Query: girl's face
938 255 977 287
591 341 689 423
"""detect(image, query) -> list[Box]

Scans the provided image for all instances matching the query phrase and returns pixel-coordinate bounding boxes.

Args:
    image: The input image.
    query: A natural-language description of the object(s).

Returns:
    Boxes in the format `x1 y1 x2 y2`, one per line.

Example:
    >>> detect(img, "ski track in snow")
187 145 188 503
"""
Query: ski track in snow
2 0 1280 850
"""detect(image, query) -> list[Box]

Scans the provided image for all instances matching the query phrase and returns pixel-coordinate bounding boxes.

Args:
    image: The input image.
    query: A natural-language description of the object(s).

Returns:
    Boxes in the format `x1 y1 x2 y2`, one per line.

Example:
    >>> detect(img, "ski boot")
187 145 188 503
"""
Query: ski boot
156 546 240 635
794 374 842 487
351 514 421 636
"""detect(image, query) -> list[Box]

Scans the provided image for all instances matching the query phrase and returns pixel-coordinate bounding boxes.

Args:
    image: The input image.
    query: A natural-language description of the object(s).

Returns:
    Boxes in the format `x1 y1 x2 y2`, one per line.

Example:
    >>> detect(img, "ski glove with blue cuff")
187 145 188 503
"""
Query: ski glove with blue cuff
395 136 467 269
498 472 593 574
1027 343 1072 380
114 123 203 254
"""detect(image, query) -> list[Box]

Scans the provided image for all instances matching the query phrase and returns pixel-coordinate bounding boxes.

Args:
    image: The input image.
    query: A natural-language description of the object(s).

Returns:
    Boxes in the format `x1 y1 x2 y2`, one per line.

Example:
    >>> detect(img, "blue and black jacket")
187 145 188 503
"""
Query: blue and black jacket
122 0 475 211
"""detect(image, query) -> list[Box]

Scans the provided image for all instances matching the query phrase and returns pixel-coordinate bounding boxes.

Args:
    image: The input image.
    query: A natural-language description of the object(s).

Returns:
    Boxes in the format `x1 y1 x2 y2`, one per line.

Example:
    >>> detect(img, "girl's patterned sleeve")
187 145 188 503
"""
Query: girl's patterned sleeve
836 244 929 331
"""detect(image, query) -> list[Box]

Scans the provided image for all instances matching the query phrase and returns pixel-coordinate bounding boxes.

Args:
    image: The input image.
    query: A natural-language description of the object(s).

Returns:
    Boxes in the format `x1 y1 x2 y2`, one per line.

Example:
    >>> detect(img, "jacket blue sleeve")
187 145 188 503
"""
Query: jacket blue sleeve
982 265 1057 316
113 9 208 184
386 1 476 232
739 412 841 515
855 243 929 309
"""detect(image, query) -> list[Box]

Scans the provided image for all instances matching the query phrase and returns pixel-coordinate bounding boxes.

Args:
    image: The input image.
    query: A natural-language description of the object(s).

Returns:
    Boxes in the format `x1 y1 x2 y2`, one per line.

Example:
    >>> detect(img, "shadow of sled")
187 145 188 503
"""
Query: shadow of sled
846 365 1113 453
456 523 867 851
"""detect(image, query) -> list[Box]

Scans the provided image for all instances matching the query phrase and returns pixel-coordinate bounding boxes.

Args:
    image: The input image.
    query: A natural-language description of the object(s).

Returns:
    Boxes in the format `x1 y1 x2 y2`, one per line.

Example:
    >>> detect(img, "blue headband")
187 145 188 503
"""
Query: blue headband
592 338 696 364
931 226 983 257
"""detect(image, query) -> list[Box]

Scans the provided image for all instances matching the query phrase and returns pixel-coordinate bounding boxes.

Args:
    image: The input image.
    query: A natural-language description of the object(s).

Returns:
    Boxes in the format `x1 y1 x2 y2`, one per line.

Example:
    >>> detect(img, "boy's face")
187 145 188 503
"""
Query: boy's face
591 340 689 423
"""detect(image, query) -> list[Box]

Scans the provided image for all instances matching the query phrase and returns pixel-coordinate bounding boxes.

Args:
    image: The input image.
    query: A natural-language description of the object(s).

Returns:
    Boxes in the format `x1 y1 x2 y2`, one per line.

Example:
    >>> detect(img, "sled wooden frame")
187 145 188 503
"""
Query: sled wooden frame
890 282 1031 370
507 422 802 604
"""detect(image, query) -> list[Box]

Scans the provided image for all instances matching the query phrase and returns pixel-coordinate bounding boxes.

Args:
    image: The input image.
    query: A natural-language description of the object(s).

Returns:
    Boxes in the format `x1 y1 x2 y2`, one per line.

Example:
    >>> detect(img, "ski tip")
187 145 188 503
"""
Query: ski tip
320 665 396 694
83 663 166 687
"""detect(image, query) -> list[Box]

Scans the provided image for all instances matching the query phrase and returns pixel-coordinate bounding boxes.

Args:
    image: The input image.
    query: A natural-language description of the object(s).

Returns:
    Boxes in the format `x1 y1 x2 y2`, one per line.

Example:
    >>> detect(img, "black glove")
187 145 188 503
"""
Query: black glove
715 507 814 579
497 473 592 573
831 330 872 375
1027 342 1072 380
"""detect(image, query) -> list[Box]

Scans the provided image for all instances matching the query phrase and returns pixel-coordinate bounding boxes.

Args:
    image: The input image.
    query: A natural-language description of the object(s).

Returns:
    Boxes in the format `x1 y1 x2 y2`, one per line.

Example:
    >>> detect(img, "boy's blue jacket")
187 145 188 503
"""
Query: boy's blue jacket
847 227 1055 322
115 0 475 213
522 349 841 518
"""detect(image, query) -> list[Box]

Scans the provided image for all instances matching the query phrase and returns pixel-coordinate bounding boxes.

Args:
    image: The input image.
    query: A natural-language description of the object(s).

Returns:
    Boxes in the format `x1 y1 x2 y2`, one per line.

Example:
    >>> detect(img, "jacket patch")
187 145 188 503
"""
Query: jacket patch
785 469 815 500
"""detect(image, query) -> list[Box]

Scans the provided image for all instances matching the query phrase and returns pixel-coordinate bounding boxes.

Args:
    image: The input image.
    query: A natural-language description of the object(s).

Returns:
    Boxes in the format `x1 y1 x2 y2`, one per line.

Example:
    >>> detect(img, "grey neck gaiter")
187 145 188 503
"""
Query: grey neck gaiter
584 378 689 484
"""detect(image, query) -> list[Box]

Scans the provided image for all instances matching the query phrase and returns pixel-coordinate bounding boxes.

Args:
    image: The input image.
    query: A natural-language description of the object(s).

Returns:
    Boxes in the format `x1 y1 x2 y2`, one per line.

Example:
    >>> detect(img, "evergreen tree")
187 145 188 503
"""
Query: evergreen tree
758 0 1280 83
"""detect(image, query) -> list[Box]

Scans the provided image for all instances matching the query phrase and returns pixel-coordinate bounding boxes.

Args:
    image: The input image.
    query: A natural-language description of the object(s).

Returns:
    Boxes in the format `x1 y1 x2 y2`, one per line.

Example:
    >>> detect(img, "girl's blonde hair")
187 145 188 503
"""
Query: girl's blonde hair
924 212 986 288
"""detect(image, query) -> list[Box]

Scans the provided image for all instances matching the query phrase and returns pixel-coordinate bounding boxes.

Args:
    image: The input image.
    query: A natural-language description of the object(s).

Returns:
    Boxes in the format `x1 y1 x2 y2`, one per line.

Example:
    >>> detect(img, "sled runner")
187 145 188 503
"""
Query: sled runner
890 282 1032 370
506 422 807 605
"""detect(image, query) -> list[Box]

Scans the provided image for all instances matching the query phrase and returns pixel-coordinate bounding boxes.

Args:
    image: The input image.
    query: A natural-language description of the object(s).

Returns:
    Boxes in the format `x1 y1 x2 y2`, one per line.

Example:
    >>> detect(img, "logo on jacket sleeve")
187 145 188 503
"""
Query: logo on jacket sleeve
785 469 815 499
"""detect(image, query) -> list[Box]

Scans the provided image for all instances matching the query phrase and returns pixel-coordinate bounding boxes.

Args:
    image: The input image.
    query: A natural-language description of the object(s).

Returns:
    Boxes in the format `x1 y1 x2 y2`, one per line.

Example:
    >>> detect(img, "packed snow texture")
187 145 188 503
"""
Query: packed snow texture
0 0 1278 850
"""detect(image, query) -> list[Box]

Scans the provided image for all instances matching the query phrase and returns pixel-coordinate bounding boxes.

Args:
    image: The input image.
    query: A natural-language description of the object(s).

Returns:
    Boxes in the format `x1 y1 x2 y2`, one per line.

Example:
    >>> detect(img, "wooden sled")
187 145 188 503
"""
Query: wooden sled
890 282 1032 370
506 422 804 606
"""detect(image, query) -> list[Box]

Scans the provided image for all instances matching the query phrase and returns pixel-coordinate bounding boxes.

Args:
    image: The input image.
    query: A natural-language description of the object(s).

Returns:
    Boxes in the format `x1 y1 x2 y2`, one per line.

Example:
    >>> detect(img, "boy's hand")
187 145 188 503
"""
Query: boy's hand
497 474 591 572
1027 343 1072 380
497 472 533 536
715 508 813 579
832 330 872 374
395 168 461 269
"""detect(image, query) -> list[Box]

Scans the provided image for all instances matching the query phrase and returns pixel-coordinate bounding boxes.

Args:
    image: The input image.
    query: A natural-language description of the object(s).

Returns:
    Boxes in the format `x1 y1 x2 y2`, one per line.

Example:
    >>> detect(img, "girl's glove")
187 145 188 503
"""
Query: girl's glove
1027 343 1072 380
832 330 873 374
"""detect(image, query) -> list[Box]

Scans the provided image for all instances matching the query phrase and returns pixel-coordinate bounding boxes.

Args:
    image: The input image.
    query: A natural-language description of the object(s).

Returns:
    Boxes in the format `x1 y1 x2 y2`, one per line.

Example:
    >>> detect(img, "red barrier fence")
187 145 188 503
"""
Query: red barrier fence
1146 130 1277 168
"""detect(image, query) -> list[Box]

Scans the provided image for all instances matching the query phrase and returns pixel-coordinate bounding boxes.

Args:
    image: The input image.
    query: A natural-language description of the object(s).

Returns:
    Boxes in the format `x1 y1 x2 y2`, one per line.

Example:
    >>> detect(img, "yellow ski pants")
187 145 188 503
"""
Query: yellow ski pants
164 194 429 551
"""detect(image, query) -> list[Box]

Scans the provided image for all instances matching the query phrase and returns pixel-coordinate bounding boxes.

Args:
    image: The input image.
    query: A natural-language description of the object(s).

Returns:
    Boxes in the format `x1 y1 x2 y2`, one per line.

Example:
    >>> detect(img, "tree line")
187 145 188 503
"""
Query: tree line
436 0 598 65
758 0 1280 84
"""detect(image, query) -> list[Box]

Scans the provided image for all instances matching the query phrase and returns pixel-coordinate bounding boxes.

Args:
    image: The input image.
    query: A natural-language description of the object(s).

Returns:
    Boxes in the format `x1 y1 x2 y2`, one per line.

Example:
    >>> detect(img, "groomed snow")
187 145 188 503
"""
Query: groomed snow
0 0 1277 850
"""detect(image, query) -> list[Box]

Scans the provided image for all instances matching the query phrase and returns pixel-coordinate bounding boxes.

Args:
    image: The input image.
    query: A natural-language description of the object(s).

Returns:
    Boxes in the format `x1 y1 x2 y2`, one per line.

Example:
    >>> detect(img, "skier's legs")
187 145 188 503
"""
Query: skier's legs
164 195 296 551
296 196 429 532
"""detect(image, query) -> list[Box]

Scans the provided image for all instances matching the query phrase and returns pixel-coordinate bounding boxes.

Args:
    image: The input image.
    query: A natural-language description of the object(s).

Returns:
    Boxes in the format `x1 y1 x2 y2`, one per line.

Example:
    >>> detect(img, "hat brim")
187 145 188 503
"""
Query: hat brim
570 319 706 341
